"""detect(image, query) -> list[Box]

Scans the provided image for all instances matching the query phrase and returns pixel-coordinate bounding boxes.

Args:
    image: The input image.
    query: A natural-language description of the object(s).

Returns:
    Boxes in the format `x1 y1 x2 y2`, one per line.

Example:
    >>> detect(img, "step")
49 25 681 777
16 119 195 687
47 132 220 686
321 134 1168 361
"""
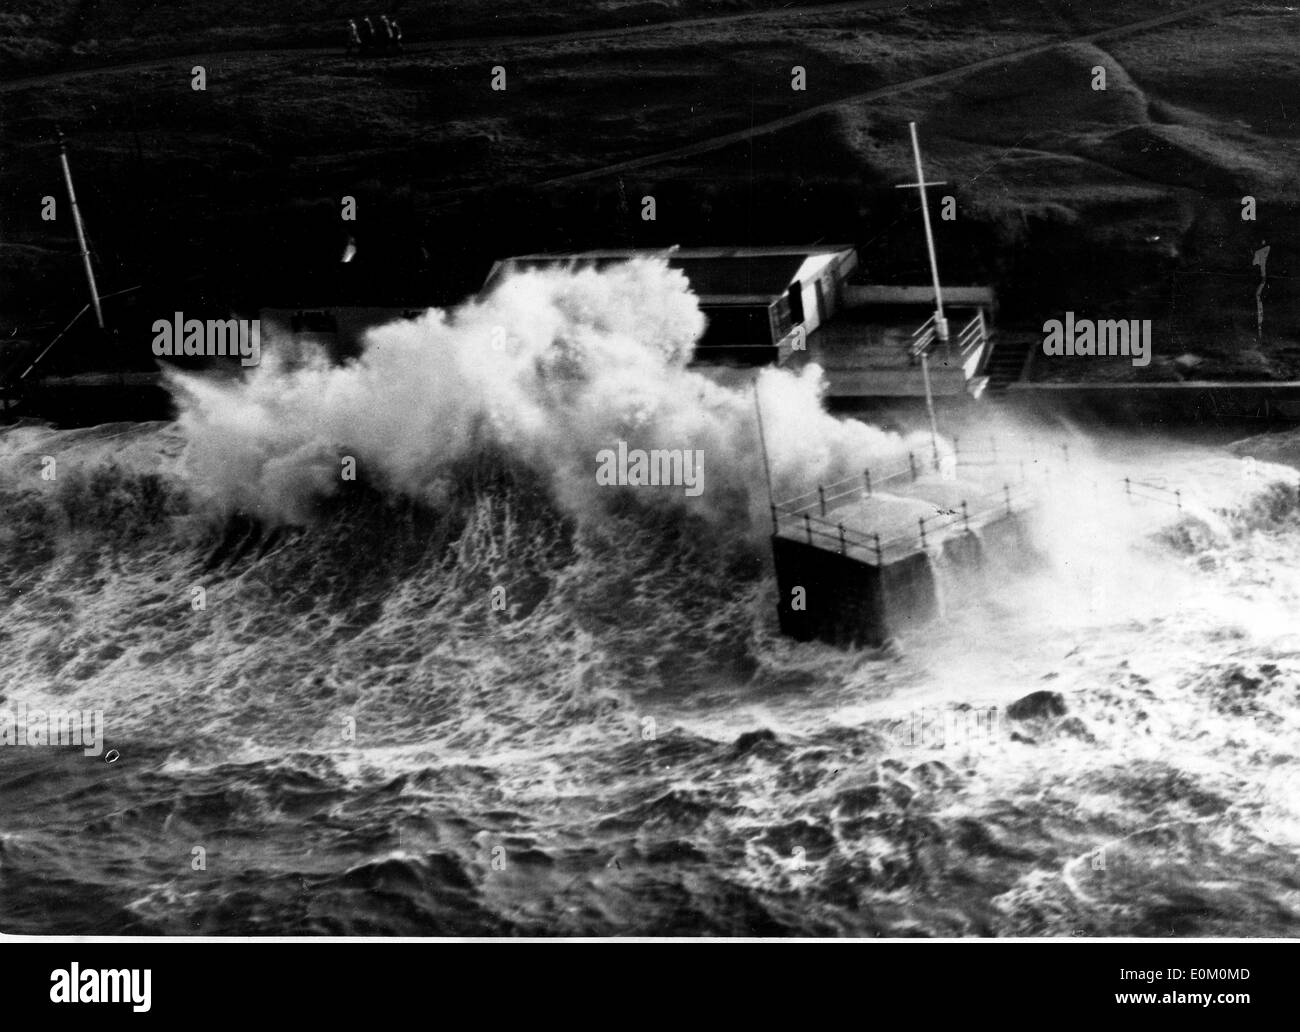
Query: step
983 340 1035 390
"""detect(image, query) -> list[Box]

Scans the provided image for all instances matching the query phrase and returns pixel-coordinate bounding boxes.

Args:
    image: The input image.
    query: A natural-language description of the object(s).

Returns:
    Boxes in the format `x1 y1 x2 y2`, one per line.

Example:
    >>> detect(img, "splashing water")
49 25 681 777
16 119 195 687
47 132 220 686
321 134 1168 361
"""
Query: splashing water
1 261 1299 936
171 258 919 527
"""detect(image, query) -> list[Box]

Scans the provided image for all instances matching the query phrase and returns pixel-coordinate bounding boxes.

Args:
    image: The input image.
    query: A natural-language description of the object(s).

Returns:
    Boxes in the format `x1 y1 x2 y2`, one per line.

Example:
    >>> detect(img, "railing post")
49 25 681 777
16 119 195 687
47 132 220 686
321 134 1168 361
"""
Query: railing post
908 452 918 481
804 514 812 544
1004 484 1011 515
1124 477 1131 498
838 523 846 554
818 486 826 517
864 468 872 497
962 500 969 531
873 533 882 565
918 516 927 547
1175 489 1182 511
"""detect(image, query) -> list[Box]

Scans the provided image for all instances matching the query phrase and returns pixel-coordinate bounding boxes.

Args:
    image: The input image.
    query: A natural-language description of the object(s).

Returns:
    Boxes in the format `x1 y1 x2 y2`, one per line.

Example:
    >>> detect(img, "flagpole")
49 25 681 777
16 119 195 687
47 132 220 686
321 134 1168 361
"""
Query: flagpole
908 121 946 343
895 121 946 460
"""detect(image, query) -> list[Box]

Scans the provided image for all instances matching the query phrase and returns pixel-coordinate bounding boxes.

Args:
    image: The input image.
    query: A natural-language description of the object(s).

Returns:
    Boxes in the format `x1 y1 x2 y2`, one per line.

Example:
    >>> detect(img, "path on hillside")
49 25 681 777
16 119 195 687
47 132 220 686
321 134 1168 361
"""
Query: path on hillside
0 0 931 93
536 0 1240 186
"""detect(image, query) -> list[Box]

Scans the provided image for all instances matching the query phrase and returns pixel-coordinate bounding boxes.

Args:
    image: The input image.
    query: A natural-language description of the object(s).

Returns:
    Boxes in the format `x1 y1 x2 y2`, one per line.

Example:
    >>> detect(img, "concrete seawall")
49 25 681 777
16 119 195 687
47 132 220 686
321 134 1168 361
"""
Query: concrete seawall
1000 382 1300 425
772 537 887 647
979 512 1046 575
771 536 937 647
772 511 1042 648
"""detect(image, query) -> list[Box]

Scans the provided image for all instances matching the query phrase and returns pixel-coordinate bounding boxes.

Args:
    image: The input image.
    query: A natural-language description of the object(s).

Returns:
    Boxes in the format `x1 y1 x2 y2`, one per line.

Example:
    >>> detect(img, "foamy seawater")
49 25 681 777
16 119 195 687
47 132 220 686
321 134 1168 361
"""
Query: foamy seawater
2 263 1299 936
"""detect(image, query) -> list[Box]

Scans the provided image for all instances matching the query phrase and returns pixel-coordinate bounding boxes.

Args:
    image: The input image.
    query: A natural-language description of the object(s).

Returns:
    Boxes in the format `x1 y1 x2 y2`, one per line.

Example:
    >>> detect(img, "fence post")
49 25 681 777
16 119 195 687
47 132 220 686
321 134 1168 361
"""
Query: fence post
804 514 812 544
918 516 927 547
962 500 969 531
864 468 872 497
1124 477 1131 498
838 523 846 554
1004 484 1011 515
1175 489 1182 511
818 486 826 517
908 452 918 481
1061 442 1070 466
873 533 882 565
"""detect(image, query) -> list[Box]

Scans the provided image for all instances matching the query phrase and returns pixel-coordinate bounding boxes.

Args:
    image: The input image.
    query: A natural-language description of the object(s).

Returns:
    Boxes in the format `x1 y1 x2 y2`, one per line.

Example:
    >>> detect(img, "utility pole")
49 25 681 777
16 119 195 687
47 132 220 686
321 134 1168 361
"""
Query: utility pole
895 121 948 346
58 132 104 331
895 121 947 461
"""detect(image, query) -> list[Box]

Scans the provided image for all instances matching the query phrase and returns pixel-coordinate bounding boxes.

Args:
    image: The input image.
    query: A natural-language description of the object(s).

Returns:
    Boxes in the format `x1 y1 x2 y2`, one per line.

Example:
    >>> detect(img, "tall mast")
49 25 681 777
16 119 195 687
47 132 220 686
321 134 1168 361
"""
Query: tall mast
57 133 104 331
894 122 948 461
895 121 948 344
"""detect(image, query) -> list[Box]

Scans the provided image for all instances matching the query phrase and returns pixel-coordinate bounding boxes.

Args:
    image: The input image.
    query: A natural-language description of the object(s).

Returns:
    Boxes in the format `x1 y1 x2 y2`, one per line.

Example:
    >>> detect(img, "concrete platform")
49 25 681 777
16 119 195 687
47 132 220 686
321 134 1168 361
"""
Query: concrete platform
771 462 1041 648
786 304 990 399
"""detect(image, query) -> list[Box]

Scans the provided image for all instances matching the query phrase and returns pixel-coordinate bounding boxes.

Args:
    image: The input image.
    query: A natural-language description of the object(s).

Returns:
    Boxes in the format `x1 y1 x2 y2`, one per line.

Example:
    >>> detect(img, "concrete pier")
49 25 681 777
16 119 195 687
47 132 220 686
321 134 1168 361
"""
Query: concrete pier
768 448 1042 648
772 536 937 647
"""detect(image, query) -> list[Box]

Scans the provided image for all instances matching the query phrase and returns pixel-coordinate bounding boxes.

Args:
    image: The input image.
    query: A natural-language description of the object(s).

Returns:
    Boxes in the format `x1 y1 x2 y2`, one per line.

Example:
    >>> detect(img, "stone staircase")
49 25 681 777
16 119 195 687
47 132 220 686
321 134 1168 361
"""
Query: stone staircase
982 337 1035 391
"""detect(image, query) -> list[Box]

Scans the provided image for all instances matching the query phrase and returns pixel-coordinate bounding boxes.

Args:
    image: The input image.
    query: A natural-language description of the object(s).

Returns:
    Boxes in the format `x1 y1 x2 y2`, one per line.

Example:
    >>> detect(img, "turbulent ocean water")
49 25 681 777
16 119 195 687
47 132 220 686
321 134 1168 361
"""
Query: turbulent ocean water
3 260 1300 937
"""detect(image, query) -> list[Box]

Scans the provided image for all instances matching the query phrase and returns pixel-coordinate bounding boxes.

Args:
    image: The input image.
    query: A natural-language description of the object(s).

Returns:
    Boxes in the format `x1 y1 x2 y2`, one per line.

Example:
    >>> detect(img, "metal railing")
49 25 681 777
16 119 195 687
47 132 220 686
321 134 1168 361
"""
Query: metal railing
1122 476 1183 510
770 435 1195 564
955 310 987 361
908 313 938 361
772 476 1036 565
771 441 1037 564
772 444 954 523
915 481 1036 547
777 509 887 564
951 436 1071 469
908 310 989 366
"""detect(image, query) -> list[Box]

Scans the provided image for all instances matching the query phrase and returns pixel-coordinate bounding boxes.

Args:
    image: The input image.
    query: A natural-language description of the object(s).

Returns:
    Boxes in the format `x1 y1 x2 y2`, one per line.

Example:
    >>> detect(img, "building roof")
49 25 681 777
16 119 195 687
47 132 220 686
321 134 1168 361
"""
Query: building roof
501 245 853 260
485 245 856 302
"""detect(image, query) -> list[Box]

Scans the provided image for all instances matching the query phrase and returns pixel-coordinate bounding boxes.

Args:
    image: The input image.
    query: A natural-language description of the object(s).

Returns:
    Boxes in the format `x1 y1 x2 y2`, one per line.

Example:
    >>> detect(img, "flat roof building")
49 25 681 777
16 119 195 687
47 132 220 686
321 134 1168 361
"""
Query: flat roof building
485 244 999 399
485 245 859 366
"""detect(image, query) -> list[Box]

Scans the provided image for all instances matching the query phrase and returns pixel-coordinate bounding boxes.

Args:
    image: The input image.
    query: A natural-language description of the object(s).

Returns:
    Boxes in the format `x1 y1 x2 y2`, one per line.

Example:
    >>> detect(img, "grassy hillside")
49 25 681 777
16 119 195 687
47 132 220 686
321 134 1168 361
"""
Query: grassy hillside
2 0 1298 383
2 0 850 71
